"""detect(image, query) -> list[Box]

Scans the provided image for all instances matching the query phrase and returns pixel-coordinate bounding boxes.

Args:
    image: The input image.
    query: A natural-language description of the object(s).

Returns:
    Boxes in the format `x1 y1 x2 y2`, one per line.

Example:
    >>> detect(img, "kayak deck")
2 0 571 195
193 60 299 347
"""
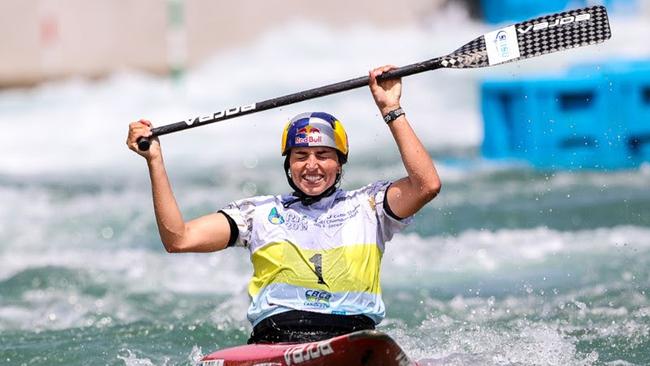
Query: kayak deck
199 330 416 366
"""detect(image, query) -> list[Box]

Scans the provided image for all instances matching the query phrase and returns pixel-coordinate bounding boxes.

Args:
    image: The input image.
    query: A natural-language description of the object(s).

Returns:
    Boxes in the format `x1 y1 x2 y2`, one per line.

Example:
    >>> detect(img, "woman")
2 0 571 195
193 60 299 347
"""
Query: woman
126 65 441 343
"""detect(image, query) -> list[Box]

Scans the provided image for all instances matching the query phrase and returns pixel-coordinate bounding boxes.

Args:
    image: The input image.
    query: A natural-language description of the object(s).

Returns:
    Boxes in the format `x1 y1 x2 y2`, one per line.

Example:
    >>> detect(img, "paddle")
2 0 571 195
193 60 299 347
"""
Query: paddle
137 5 611 151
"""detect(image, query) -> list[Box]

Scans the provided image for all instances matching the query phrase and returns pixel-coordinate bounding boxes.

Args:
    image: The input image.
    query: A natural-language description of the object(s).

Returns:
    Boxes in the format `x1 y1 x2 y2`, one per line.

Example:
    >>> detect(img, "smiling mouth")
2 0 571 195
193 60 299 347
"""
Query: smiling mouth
302 174 324 184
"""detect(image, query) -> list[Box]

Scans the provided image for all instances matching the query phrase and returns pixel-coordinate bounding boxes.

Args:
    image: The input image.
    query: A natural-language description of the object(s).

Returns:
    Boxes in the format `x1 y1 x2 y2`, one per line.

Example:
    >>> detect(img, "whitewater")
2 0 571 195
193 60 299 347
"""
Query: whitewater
1 6 650 366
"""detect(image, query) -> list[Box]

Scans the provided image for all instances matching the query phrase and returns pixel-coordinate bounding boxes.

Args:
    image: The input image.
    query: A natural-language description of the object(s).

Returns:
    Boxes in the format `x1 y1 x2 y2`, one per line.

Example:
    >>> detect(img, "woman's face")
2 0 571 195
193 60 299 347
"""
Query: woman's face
288 146 341 196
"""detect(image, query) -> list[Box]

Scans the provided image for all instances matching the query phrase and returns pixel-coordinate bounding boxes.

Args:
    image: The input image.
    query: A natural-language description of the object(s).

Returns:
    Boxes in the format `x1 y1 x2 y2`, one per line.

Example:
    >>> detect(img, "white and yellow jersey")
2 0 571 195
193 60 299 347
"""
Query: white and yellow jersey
221 181 411 326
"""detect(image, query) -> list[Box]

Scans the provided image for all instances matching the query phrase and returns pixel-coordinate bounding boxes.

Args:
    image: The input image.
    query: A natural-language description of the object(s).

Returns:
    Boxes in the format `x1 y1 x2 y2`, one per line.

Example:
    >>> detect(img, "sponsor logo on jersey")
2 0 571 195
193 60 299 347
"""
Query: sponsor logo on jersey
314 204 360 229
304 289 332 309
295 126 322 145
368 197 376 211
284 212 309 231
268 207 285 225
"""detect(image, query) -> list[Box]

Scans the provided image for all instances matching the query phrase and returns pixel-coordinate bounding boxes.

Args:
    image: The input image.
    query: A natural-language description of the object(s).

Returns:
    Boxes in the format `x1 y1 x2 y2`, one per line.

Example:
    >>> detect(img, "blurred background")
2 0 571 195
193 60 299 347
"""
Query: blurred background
0 0 447 87
1 1 650 365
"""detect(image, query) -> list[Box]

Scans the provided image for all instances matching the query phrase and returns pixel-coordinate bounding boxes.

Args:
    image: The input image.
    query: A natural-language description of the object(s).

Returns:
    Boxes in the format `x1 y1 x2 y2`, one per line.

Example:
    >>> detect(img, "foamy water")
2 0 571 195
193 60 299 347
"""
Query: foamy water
1 6 650 366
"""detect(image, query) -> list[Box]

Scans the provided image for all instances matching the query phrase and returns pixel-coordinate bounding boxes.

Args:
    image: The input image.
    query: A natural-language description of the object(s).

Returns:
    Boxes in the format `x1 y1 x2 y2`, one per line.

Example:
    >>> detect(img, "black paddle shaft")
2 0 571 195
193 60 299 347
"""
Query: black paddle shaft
136 59 443 151
137 5 610 151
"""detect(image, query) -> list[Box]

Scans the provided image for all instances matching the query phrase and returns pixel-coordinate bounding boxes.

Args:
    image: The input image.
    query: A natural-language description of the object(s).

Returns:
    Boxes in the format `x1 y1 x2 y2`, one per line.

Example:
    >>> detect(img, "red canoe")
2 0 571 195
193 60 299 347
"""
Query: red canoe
199 330 418 366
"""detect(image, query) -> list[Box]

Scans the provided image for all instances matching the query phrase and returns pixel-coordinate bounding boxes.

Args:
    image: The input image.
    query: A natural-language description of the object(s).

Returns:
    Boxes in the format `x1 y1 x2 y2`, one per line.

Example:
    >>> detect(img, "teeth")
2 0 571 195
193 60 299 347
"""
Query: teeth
304 175 322 183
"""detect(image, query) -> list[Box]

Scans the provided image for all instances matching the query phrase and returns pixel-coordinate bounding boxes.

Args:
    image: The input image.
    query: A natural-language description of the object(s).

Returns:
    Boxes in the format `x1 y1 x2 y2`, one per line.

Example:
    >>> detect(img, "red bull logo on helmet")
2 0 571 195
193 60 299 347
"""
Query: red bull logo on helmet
295 125 322 145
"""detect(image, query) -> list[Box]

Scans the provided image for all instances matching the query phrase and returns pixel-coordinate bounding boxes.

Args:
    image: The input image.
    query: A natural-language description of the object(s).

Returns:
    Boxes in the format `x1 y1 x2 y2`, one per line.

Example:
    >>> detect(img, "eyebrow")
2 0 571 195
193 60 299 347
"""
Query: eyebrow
294 149 333 155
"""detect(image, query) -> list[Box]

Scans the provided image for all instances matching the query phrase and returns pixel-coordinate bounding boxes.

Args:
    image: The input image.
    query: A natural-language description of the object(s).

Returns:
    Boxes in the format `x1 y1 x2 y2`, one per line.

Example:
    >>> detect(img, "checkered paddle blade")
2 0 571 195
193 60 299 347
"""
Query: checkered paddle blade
440 5 611 69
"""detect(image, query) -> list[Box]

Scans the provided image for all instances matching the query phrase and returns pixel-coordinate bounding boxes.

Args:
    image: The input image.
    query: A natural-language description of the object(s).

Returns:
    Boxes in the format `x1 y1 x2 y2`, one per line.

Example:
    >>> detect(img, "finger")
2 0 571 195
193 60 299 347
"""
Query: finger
132 121 153 134
368 70 377 85
372 65 394 75
129 122 148 134
128 130 146 144
368 71 385 94
127 126 151 146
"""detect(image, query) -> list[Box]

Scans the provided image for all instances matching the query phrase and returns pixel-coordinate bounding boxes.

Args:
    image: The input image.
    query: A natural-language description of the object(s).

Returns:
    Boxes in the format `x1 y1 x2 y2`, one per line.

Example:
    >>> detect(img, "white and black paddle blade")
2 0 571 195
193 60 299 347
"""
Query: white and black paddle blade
441 5 612 69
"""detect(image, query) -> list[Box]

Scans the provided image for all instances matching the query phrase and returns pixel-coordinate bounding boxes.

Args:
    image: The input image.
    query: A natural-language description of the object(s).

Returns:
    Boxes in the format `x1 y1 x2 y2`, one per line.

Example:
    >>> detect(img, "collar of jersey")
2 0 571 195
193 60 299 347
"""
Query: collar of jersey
282 187 342 209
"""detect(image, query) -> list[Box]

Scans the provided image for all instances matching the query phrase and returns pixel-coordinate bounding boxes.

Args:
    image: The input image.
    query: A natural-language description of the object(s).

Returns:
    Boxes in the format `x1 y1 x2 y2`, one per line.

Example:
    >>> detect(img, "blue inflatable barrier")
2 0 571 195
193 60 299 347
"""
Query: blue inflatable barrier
612 66 650 166
480 0 570 24
480 0 636 23
481 60 650 169
572 61 650 167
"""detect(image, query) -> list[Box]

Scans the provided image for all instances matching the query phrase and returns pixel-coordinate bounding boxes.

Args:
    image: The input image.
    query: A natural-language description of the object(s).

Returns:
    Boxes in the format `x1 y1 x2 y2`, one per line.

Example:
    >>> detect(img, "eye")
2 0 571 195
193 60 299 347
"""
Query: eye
317 150 335 159
294 152 309 160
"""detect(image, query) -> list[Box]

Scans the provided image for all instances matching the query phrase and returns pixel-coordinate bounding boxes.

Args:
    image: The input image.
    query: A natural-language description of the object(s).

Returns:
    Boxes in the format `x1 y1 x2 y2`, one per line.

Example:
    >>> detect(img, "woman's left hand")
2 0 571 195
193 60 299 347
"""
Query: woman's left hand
368 65 402 116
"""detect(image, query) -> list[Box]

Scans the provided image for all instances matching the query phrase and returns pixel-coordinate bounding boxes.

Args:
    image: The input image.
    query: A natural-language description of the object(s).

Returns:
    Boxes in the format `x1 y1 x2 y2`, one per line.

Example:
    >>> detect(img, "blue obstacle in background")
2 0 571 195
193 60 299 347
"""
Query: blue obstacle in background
480 0 637 23
481 60 650 169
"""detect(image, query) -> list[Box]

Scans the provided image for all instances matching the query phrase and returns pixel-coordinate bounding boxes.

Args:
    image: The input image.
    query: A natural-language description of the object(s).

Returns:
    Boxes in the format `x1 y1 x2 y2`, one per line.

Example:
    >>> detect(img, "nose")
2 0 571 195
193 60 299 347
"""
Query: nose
305 154 318 169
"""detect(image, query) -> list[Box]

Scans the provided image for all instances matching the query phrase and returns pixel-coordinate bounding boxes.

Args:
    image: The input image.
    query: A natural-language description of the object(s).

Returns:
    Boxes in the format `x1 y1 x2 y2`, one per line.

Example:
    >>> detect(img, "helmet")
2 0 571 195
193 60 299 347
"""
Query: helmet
281 112 349 163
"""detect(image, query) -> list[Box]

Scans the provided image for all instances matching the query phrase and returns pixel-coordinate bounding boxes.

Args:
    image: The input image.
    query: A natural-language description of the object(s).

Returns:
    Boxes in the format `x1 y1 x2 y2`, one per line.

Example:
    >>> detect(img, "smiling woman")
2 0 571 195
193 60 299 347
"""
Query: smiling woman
280 111 349 204
288 146 341 196
125 64 441 346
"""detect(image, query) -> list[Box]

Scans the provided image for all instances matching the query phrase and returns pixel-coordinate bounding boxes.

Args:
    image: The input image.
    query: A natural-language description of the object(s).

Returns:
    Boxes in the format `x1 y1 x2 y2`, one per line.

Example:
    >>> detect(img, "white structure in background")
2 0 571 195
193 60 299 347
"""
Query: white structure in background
0 0 443 88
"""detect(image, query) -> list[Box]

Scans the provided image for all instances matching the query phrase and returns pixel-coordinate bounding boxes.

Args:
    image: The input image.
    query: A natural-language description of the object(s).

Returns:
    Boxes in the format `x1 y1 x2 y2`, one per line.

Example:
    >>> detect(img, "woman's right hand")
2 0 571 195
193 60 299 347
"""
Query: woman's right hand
369 65 402 116
126 119 161 161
